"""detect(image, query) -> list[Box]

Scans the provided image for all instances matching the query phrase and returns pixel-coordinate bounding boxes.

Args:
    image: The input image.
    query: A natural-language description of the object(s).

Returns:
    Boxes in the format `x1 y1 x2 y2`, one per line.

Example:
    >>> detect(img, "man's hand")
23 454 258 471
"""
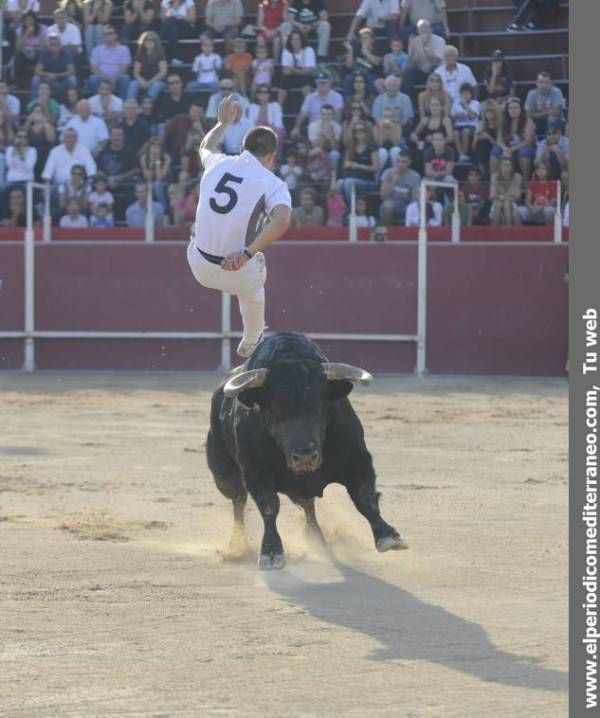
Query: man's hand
217 95 241 126
221 251 248 271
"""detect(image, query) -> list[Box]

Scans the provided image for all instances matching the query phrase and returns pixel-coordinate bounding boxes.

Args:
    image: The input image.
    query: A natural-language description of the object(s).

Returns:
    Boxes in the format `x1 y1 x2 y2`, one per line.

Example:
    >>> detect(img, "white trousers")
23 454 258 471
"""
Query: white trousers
186 239 267 345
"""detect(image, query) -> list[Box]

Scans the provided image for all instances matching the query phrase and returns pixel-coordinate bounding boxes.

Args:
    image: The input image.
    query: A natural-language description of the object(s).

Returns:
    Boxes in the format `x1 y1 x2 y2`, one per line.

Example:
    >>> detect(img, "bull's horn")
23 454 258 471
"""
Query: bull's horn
223 369 268 398
322 363 373 386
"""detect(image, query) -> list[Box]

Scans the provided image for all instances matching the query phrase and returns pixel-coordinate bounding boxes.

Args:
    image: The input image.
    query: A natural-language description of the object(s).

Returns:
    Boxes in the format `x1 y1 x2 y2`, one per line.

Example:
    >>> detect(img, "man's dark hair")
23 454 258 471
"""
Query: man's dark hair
242 126 277 157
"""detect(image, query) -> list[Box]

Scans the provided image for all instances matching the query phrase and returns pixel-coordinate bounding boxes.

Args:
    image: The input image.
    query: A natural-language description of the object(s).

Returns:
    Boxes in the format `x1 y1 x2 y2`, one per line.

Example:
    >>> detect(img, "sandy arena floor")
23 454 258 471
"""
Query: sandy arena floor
0 372 567 717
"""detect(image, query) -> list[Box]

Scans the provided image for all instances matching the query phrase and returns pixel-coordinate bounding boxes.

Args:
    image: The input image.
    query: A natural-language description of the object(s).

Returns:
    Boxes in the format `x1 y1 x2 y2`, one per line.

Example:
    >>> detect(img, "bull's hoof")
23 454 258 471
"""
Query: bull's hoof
376 535 409 552
258 552 286 570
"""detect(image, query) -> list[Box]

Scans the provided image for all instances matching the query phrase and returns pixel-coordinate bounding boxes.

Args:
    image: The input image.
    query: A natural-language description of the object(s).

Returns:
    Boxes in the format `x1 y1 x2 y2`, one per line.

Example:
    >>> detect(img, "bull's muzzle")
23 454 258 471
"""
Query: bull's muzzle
288 449 322 475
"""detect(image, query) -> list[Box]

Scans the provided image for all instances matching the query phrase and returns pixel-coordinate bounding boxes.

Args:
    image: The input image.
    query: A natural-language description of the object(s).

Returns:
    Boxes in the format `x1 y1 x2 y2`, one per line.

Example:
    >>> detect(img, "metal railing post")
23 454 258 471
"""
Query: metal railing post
348 181 357 243
145 182 155 243
416 181 427 375
451 182 460 244
42 182 51 243
554 179 562 244
23 181 36 372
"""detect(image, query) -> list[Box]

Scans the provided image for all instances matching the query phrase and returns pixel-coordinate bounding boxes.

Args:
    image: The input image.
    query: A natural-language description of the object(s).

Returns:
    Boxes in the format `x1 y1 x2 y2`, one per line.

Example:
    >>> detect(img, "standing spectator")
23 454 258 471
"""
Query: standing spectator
222 113 254 154
423 130 455 183
524 71 565 137
401 19 445 96
483 50 515 105
489 155 522 225
507 0 560 32
5 0 40 25
491 96 535 180
156 73 192 124
517 158 557 225
127 31 168 101
379 149 420 225
89 78 124 125
371 74 414 133
187 36 223 93
288 0 331 60
12 11 48 90
122 0 160 44
59 197 89 228
382 36 408 80
291 73 343 139
473 99 501 179
160 0 196 64
248 86 285 154
278 30 317 105
398 0 449 42
58 87 81 129
225 37 253 95
27 81 61 123
5 129 38 186
450 82 480 161
434 45 477 104
417 71 450 117
90 202 114 226
405 186 443 226
345 0 400 43
205 79 249 125
89 25 132 100
89 172 115 217
48 8 83 61
251 42 275 92
204 0 243 52
120 99 152 156
140 136 172 207
25 105 56 179
338 121 379 206
256 0 288 61
32 33 77 100
126 180 165 226
96 126 139 214
82 0 113 61
290 187 324 227
65 99 110 155
42 127 97 185
535 116 568 179
343 27 383 95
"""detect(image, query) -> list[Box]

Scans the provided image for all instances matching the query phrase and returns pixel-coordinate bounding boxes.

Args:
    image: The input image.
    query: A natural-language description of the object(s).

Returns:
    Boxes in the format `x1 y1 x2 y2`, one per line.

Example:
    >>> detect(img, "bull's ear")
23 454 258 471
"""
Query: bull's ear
236 387 264 409
327 380 354 402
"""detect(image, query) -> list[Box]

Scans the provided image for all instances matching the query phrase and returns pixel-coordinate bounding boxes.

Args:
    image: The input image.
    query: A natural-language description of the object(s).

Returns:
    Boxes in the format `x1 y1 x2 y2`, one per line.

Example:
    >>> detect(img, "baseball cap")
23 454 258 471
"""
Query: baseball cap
492 49 504 60
316 72 330 83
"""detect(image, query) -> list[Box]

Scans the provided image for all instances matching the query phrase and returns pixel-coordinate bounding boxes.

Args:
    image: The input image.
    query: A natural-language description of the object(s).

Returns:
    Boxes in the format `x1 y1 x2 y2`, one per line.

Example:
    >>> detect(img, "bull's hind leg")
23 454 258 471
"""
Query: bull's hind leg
289 495 327 547
347 479 408 553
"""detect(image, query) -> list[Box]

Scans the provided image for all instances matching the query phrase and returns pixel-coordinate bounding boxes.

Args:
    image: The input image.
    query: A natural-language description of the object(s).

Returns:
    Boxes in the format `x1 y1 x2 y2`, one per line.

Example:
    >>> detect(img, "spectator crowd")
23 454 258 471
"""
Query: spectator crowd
0 0 568 229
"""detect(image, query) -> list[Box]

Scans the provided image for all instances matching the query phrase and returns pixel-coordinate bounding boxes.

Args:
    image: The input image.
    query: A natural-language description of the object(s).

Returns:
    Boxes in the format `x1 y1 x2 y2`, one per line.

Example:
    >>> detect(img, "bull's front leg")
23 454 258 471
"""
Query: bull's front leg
347 478 409 553
246 480 286 570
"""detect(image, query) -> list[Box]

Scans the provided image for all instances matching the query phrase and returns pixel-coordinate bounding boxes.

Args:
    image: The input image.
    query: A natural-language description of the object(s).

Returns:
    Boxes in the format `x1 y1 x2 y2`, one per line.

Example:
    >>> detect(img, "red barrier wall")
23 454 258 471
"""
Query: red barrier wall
0 240 568 374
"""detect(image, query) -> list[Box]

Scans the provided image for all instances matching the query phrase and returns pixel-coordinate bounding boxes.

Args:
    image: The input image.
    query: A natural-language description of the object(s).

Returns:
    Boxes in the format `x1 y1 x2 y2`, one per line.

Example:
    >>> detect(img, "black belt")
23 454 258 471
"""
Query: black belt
196 246 225 265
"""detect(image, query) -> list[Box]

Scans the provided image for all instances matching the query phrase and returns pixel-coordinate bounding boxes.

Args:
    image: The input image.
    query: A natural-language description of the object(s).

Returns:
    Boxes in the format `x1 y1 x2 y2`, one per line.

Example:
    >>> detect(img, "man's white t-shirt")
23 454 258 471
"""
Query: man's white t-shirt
195 149 291 257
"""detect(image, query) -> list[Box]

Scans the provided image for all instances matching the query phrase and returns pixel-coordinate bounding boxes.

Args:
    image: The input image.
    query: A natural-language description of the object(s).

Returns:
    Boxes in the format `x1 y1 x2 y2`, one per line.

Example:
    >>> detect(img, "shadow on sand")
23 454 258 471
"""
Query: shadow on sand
262 547 566 692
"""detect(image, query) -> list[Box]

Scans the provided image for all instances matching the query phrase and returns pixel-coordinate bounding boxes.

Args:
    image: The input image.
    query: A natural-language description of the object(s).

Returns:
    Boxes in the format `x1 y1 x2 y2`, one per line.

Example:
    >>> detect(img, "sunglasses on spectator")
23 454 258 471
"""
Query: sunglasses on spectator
168 80 181 84
221 85 233 90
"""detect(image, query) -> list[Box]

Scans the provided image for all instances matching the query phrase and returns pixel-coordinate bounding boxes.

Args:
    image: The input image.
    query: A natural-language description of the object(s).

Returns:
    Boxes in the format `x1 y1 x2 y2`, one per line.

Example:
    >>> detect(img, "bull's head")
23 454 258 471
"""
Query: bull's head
223 362 372 475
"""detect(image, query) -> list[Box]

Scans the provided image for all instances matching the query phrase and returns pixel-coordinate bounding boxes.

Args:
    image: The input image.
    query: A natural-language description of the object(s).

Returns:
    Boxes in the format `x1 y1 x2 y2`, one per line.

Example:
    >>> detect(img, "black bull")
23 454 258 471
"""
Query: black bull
206 332 408 570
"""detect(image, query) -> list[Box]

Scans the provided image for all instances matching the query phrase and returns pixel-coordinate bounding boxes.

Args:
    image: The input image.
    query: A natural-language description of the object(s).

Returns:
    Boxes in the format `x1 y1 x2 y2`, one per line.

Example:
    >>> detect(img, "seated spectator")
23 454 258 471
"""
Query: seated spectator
170 178 198 226
140 136 172 207
291 187 324 227
140 95 158 131
128 31 167 102
0 82 21 125
251 42 275 92
164 101 207 156
371 75 414 134
126 180 165 226
222 113 254 154
417 71 450 117
288 0 331 60
308 103 341 164
343 27 384 96
156 73 192 124
58 87 81 129
343 73 375 118
338 121 379 206
306 140 333 183
405 187 443 226
12 11 48 90
1 187 27 227
379 149 420 225
187 36 223 93
5 129 38 186
82 0 114 61
120 99 152 156
57 164 89 218
122 0 160 44
354 195 376 228
179 131 203 177
382 36 408 80
345 0 400 43
517 158 557 225
89 172 115 218
225 37 254 95
373 106 404 170
489 155 523 225
89 25 132 100
473 99 500 179
256 0 288 61
291 74 344 139
434 45 477 104
64 99 110 155
90 202 114 226
535 116 568 179
410 95 453 150
61 0 84 29
42 127 96 186
0 111 14 161
160 0 196 63
27 81 61 124
399 0 449 42
524 71 565 137
278 30 317 106
48 8 83 65
401 19 445 96
462 166 490 225
490 96 535 180
204 0 244 52
280 149 304 193
6 0 41 25
59 197 89 228
205 80 249 126
423 130 456 183
96 126 139 214
248 86 285 156
89 78 124 125
25 104 56 179
483 50 515 105
507 0 559 31
342 100 375 147
450 83 480 161
32 33 77 101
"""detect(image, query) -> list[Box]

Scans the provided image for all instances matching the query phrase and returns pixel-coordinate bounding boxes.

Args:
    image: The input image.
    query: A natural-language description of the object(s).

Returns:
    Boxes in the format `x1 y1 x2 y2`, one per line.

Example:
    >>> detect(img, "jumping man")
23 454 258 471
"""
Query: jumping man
187 95 292 357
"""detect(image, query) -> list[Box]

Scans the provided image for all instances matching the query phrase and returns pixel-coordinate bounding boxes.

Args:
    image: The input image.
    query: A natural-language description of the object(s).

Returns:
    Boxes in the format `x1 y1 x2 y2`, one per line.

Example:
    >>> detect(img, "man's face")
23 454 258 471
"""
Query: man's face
64 130 77 150
432 134 445 153
316 80 330 95
397 155 410 173
320 107 334 122
99 82 111 97
54 12 67 29
546 127 561 144
135 185 148 203
123 101 137 120
103 27 117 45
385 80 399 97
111 129 124 149
38 84 50 100
537 75 551 94
418 21 431 39
168 76 182 95
300 192 314 211
49 37 61 54
189 104 203 122
78 101 91 120
16 131 28 147
220 80 234 96
71 167 84 185
444 50 458 68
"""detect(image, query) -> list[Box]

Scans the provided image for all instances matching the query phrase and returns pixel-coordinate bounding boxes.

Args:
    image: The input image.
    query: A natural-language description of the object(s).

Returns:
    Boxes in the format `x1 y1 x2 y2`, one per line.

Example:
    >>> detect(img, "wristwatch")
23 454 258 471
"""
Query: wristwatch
242 248 253 259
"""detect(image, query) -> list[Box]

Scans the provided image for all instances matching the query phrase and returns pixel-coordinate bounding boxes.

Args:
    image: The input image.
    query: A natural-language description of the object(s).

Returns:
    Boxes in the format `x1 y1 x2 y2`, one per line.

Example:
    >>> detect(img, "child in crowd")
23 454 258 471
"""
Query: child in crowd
225 37 253 95
382 37 408 81
518 158 557 225
88 174 115 220
451 83 481 162
306 140 333 184
60 198 89 228
280 149 304 194
90 203 115 227
326 175 347 227
462 167 490 225
405 188 443 227
251 42 274 92
354 195 376 228
188 37 223 92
